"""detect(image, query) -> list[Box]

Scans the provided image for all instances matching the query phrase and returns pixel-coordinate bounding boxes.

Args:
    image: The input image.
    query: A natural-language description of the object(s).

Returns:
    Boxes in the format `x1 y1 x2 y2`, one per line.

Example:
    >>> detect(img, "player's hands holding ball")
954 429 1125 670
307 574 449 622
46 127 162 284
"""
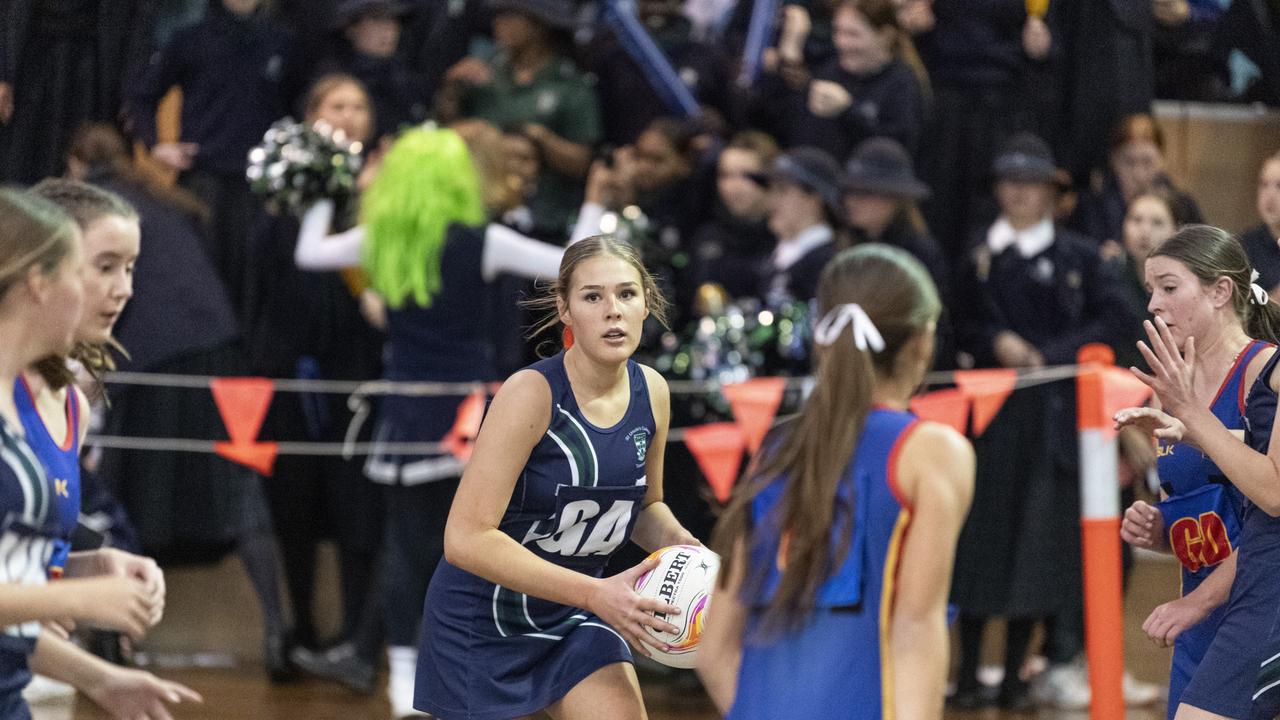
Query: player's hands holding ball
586 556 681 658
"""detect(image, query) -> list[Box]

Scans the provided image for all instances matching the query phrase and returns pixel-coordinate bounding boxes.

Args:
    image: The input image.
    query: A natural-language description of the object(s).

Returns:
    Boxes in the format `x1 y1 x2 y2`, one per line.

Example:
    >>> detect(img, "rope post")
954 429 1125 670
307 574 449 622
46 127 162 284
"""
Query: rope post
1076 343 1125 720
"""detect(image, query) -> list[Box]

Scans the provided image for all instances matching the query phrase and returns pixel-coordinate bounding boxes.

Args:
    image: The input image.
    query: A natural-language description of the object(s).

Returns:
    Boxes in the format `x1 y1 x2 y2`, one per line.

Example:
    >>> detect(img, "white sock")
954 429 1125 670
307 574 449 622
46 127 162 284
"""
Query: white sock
387 645 425 718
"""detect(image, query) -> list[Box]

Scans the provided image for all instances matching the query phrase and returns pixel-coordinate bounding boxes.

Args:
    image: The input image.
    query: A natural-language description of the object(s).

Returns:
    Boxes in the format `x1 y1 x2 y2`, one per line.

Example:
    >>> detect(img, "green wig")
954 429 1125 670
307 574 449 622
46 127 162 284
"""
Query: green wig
361 126 486 309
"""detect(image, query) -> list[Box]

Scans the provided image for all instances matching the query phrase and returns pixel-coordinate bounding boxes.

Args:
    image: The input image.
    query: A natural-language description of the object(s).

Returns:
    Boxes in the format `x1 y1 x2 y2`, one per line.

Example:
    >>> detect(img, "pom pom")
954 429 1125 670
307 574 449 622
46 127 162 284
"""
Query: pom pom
246 118 363 215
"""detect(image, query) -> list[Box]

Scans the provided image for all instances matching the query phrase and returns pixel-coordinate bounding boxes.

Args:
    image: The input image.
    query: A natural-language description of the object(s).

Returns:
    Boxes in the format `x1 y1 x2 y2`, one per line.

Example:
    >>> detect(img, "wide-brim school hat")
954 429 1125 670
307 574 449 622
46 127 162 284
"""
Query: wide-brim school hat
750 146 847 220
488 0 577 29
331 0 414 28
842 137 930 200
992 131 1059 184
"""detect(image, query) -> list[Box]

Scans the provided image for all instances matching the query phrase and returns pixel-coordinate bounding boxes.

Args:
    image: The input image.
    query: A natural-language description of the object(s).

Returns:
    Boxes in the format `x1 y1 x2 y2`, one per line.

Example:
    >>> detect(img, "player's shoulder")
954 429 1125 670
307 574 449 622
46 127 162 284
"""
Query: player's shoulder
898 420 975 490
498 368 552 400
905 420 972 460
636 363 669 393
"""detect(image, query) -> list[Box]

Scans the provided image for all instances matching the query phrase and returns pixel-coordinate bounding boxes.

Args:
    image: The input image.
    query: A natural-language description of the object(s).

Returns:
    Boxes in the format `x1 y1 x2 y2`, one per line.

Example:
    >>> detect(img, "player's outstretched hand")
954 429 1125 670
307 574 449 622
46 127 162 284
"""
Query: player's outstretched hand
1114 406 1186 443
85 665 203 720
1121 500 1166 550
586 556 682 658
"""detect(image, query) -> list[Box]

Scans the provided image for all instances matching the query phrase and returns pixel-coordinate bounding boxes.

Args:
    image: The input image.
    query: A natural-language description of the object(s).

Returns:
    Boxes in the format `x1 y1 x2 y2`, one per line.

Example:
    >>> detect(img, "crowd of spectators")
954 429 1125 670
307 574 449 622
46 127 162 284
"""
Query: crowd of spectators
3 0 1280 715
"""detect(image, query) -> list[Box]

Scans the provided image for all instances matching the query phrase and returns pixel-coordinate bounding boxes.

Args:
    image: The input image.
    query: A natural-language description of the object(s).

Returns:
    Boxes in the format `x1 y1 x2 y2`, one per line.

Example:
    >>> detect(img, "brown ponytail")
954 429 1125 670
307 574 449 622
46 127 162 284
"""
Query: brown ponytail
711 244 940 635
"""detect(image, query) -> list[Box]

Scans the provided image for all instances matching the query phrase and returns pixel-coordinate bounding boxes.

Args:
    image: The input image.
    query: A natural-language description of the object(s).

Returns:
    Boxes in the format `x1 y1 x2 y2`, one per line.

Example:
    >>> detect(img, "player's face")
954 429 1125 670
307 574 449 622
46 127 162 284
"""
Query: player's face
1145 255 1215 347
561 256 649 363
77 214 139 345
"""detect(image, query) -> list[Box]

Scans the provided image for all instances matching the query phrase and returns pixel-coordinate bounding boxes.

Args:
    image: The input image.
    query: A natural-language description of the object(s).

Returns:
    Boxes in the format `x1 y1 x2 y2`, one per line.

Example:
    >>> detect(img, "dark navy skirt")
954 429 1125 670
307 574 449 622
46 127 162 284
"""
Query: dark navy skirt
1180 506 1280 719
415 559 632 719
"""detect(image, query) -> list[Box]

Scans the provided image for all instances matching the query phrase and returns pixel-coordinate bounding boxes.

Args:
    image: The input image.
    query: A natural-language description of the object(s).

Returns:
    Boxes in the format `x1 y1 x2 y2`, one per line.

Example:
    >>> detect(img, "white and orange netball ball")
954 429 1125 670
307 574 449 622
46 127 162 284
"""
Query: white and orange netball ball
633 544 720 669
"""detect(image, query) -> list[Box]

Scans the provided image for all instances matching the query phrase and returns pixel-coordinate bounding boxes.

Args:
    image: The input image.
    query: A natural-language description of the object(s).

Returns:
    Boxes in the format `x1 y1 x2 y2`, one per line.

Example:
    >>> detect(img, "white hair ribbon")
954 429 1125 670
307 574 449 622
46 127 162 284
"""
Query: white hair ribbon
1251 269 1270 306
813 303 885 352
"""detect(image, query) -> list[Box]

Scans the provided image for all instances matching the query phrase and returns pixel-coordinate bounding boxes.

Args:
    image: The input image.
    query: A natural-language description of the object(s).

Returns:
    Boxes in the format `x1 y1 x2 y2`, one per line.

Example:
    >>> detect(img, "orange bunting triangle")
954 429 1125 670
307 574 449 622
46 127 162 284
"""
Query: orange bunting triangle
442 390 487 463
210 377 275 444
909 388 971 434
684 423 746 503
954 369 1017 436
722 377 786 453
214 441 279 476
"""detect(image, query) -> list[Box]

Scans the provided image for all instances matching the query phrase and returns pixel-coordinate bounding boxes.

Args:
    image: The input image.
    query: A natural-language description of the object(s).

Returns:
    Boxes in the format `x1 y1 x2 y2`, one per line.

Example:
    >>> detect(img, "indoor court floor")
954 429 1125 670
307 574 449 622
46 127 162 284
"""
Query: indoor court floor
34 549 1179 720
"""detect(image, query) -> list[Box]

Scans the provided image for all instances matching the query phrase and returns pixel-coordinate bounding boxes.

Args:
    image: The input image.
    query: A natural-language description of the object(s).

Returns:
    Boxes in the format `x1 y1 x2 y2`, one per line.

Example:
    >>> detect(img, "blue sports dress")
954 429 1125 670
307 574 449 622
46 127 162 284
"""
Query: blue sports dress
13 378 80 578
415 353 658 719
729 407 920 720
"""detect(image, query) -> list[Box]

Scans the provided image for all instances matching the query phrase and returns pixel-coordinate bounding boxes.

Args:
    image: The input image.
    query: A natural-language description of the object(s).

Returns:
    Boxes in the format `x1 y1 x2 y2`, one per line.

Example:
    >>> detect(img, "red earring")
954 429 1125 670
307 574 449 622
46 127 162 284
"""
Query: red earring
562 327 575 348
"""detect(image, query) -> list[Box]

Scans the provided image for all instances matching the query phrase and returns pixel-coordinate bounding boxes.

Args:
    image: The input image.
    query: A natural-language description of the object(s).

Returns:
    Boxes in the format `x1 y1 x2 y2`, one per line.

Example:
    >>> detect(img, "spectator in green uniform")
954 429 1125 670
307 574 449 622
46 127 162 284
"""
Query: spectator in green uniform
439 0 601 236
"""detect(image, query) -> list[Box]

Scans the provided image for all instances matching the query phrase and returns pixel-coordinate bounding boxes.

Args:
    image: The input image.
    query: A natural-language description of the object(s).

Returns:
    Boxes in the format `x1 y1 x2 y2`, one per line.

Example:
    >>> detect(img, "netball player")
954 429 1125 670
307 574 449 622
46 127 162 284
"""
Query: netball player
415 235 699 719
1116 225 1280 717
1119 226 1275 718
696 244 974 719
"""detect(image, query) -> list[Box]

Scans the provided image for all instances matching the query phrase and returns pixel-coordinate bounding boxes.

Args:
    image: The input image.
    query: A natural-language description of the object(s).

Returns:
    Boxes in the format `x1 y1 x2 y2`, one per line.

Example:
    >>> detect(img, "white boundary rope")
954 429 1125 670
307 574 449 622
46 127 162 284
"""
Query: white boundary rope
87 363 1100 456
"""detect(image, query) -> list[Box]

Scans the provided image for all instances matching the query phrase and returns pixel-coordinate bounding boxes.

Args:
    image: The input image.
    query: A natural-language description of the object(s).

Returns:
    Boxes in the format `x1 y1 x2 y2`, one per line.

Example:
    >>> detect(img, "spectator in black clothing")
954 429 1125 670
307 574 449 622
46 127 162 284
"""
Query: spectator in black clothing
1072 113 1204 248
126 0 292 324
1240 152 1280 296
756 145 843 306
951 132 1135 710
586 0 733 146
840 136 953 367
917 0 1057 262
795 0 927 160
841 136 946 294
690 130 779 301
321 0 431 141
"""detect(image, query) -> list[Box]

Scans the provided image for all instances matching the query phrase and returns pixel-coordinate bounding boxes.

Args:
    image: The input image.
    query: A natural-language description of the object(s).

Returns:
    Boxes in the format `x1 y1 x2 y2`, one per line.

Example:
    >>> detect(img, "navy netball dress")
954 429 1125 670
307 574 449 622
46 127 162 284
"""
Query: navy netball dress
415 353 657 719
0 417 64 720
1180 348 1280 719
1154 339 1265 718
729 407 919 720
13 378 80 578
